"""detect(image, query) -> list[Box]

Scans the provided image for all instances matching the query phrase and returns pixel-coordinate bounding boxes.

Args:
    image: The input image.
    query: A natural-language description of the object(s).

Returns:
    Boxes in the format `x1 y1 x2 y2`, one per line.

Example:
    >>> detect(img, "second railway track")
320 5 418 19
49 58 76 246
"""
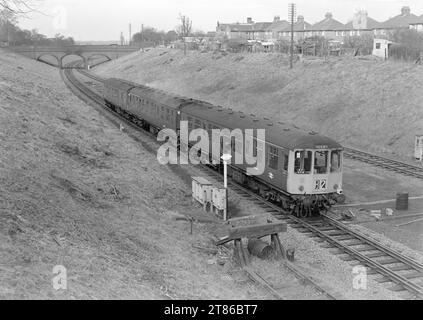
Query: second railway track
344 147 423 180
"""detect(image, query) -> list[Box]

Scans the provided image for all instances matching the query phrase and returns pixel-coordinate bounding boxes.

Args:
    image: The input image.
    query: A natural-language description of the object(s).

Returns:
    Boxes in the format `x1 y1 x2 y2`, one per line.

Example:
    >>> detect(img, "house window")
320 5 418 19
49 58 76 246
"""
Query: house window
268 146 279 170
376 43 381 49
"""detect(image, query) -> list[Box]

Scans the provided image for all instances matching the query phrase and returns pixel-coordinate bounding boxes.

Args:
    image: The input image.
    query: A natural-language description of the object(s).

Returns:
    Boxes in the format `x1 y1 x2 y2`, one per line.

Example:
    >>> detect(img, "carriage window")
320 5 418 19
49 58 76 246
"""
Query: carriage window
314 151 328 174
194 119 202 129
331 150 342 173
294 151 312 174
253 139 257 157
283 154 289 171
187 117 193 131
268 147 279 170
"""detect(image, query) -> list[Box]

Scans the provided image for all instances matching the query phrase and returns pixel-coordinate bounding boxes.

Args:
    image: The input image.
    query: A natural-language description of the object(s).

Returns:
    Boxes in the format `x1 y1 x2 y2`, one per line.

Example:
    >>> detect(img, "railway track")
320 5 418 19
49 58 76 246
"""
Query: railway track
344 147 423 180
63 66 423 299
195 164 423 299
62 65 338 300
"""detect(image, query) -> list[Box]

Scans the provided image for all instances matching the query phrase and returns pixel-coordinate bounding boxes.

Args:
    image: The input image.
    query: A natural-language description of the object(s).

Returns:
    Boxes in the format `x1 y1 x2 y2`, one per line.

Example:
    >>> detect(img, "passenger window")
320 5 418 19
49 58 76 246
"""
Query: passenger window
294 151 312 174
314 151 328 174
253 139 257 157
268 147 279 170
283 154 289 171
331 150 342 173
187 117 193 131
194 119 201 129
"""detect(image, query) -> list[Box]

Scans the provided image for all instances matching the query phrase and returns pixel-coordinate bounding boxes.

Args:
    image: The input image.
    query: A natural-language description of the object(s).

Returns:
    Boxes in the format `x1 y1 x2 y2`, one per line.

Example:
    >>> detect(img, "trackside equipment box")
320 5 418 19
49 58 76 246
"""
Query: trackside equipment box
192 177 213 206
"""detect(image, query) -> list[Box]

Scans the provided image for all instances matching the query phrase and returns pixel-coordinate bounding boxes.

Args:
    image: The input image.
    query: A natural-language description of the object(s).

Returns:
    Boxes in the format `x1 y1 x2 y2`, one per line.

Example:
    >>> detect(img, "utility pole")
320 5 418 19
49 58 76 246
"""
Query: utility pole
288 3 297 69
141 24 144 51
129 23 132 45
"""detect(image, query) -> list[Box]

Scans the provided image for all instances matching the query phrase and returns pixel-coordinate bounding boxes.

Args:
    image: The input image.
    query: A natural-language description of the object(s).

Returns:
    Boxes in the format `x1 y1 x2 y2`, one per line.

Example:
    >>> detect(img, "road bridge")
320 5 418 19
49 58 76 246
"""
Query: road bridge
8 45 140 68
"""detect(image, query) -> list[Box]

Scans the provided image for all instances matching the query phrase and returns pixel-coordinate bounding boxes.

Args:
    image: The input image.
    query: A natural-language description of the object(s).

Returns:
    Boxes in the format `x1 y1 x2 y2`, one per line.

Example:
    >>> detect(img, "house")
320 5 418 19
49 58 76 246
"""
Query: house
409 14 423 31
344 10 380 37
252 22 273 40
374 6 421 36
278 15 312 41
216 18 255 40
265 16 290 41
216 17 273 40
372 38 393 59
310 12 347 40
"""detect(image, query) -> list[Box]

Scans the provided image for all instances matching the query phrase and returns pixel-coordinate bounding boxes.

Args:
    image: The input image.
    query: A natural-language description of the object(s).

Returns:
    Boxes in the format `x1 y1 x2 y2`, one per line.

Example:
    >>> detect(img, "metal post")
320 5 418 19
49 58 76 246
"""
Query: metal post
221 154 232 221
288 3 297 69
141 24 144 52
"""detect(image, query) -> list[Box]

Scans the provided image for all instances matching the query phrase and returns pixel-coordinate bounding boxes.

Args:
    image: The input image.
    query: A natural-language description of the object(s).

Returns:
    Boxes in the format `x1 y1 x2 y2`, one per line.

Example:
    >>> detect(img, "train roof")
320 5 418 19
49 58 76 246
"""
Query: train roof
181 102 343 151
129 86 188 109
103 78 136 91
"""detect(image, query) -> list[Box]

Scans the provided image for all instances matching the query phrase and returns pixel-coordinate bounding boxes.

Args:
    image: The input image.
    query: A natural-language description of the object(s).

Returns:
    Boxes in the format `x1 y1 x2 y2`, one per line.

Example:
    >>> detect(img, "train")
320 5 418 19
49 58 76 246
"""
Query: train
103 77 345 218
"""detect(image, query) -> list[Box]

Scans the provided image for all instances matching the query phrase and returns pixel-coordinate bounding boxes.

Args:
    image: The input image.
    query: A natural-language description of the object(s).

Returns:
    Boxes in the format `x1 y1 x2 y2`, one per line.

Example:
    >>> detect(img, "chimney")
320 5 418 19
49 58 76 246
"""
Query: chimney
325 12 333 19
401 6 411 15
274 16 280 22
297 15 304 23
247 17 253 24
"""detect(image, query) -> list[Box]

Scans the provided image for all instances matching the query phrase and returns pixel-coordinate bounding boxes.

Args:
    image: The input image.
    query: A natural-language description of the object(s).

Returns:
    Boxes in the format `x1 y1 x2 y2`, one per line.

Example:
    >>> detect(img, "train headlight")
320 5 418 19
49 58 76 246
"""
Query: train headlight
299 185 304 192
334 184 343 195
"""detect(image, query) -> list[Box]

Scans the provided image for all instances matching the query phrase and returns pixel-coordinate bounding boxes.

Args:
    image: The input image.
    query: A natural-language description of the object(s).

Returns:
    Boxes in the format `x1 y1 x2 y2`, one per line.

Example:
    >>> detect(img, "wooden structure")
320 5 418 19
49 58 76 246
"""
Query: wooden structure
216 221 288 266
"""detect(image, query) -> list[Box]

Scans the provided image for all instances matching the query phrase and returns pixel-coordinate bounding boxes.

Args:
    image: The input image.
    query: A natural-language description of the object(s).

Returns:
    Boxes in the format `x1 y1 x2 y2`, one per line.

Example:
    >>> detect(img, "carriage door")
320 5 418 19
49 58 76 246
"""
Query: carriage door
313 150 329 192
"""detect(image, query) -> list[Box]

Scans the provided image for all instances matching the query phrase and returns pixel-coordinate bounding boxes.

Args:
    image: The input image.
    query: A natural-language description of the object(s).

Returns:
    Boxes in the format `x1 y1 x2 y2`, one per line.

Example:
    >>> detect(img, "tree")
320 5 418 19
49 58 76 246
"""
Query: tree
176 13 192 38
0 0 41 15
132 26 165 46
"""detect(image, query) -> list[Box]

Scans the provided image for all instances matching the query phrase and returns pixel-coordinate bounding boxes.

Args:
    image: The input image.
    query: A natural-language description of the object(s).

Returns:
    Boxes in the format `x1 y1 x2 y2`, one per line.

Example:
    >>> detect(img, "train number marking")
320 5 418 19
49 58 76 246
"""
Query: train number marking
315 179 327 191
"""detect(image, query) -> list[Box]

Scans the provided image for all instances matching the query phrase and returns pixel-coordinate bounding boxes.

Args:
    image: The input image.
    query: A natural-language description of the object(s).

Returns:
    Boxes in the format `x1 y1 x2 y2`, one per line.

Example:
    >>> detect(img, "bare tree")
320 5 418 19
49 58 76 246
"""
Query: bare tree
176 13 192 38
176 14 192 55
0 0 41 15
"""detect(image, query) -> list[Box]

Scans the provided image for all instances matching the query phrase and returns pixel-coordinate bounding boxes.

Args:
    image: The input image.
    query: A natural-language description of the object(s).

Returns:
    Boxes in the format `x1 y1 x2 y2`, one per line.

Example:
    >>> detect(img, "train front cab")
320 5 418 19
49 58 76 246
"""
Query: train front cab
287 149 343 200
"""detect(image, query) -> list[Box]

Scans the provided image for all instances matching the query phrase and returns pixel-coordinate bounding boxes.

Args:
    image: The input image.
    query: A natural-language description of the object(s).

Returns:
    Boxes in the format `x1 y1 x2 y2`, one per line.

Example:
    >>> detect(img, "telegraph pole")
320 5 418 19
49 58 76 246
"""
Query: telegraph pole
141 24 144 51
129 23 132 45
288 3 297 69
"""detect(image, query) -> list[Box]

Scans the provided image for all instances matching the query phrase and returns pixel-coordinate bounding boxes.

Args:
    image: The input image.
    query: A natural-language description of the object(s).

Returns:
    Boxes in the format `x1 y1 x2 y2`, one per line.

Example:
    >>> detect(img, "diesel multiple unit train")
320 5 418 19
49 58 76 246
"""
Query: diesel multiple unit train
103 78 345 217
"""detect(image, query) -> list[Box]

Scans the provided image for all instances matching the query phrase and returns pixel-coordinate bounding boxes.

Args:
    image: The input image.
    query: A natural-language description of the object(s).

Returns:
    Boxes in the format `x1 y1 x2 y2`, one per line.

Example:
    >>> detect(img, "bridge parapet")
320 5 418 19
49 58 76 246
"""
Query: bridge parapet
8 45 140 69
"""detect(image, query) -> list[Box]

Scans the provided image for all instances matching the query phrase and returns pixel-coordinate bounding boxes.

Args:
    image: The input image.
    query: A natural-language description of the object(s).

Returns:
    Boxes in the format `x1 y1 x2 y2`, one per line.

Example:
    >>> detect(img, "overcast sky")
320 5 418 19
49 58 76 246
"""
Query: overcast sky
18 0 423 41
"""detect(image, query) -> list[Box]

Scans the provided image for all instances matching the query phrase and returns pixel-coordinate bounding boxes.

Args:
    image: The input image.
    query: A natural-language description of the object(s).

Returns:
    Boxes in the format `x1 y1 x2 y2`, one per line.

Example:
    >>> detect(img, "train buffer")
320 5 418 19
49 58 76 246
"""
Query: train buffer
216 221 288 267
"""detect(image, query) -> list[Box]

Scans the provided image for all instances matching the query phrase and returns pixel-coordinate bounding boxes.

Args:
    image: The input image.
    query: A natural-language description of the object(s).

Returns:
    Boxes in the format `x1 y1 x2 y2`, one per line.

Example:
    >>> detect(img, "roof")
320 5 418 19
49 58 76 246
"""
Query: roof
409 14 423 25
180 102 342 151
344 16 380 30
266 20 290 32
312 13 347 31
104 78 136 91
253 22 272 31
219 23 254 32
378 12 421 29
129 86 187 109
280 20 313 32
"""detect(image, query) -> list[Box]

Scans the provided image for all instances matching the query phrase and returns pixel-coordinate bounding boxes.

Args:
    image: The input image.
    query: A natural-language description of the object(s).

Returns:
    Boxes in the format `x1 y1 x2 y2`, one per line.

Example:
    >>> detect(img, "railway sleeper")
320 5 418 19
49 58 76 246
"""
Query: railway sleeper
375 272 423 284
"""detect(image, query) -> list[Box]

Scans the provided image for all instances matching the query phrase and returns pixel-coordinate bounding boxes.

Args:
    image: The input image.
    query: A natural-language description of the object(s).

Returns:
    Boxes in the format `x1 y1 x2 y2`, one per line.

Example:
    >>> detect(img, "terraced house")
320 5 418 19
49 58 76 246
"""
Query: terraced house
216 6 423 44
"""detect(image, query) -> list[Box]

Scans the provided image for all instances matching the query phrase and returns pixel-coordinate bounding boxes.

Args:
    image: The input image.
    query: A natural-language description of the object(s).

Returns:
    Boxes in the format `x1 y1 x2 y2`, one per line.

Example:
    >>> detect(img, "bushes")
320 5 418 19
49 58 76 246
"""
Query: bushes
388 29 423 61
389 44 421 62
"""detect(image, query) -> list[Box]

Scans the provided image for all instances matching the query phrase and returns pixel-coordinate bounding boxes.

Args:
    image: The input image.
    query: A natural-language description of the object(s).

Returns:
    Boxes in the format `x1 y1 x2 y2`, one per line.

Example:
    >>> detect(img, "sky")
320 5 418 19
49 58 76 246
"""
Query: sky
17 0 423 41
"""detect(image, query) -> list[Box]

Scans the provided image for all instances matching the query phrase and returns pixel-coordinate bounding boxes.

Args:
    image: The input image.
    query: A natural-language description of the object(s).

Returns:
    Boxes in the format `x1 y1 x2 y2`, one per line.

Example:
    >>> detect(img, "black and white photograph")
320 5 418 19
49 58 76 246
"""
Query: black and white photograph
1 0 423 304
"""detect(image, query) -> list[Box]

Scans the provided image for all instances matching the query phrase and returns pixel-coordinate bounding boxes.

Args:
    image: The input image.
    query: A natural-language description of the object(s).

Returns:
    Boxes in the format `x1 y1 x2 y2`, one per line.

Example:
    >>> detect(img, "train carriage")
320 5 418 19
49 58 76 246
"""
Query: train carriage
102 77 345 217
127 86 185 133
180 101 345 216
